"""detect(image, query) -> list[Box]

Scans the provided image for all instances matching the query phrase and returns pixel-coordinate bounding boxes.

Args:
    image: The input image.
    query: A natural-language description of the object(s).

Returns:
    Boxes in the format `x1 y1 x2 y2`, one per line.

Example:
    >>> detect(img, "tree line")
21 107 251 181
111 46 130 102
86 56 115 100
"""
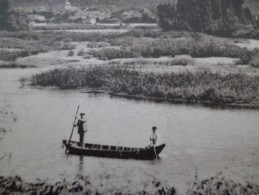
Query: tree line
157 0 258 36
0 0 11 30
0 0 28 31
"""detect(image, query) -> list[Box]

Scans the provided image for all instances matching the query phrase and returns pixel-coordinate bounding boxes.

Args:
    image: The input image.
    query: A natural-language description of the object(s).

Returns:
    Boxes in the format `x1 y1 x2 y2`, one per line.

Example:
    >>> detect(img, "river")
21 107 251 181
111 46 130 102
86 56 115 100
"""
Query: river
0 68 259 194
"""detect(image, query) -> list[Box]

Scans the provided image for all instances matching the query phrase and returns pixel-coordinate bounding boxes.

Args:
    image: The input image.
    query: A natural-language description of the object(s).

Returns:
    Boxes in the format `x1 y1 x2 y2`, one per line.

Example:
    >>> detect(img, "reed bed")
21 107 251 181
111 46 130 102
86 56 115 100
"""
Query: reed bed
0 175 176 195
31 66 259 106
1 174 258 195
187 173 259 195
88 49 139 60
108 55 194 66
84 31 253 64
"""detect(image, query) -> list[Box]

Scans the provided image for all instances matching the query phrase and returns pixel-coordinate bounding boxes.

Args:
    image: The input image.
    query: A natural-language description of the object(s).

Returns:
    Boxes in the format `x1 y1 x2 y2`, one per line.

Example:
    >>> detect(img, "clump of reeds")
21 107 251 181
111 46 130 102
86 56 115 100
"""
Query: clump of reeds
31 66 259 106
88 36 253 64
109 55 194 66
0 175 177 195
77 49 85 56
0 50 31 61
67 50 74 57
89 49 139 60
187 173 259 195
87 42 110 48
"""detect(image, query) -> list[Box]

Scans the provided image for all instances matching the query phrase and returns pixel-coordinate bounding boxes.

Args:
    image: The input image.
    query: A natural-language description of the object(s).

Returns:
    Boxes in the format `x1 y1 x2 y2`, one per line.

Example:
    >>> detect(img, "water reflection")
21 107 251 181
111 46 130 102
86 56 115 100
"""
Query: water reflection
89 92 258 110
78 155 84 174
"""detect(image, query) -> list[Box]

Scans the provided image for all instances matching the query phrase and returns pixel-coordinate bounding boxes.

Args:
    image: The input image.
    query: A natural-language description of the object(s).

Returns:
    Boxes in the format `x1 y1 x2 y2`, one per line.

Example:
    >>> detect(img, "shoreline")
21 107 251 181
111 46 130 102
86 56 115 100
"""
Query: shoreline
83 89 259 110
0 173 258 195
27 85 259 110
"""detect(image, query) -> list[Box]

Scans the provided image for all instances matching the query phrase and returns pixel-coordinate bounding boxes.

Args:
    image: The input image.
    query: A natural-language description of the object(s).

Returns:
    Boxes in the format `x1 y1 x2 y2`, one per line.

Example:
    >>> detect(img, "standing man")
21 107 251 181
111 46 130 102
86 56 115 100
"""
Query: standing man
74 113 87 146
150 126 158 146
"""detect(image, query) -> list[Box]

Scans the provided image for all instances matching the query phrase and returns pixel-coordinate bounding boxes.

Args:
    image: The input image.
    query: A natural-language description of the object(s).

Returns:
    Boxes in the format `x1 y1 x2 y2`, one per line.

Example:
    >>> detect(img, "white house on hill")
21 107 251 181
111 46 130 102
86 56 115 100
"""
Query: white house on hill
65 0 71 10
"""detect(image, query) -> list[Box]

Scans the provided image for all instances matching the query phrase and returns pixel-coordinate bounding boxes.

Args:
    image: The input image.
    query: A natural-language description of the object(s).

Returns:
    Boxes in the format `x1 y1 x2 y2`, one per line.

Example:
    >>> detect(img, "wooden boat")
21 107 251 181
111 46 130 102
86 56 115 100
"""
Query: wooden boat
62 140 166 160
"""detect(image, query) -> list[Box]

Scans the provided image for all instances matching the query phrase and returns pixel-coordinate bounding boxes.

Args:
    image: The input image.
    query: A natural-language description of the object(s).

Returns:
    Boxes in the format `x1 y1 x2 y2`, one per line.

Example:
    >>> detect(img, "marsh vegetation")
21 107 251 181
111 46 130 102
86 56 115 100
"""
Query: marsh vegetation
31 66 259 107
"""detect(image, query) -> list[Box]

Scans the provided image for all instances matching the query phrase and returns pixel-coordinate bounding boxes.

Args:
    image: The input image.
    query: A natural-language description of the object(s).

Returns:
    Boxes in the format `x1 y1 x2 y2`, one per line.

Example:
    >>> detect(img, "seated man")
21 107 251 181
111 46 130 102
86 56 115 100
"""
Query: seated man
150 126 158 146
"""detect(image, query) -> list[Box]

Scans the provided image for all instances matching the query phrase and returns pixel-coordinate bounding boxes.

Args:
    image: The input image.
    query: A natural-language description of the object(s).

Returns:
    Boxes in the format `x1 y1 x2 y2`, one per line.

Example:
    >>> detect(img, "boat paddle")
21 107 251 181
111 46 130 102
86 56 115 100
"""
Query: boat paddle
68 105 80 143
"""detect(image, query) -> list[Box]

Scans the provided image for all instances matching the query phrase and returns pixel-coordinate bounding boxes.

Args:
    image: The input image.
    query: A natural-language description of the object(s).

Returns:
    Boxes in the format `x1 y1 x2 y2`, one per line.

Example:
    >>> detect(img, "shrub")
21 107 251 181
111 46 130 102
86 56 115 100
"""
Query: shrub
89 49 139 60
77 49 84 56
67 50 74 57
168 55 194 66
249 50 259 68
87 42 110 48
59 43 75 50
0 50 30 61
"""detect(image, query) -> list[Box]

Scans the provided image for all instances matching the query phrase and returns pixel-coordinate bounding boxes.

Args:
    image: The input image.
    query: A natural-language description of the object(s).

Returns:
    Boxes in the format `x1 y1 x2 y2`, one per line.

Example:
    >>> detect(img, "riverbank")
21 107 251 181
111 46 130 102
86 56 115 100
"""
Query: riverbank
30 66 259 109
1 29 259 68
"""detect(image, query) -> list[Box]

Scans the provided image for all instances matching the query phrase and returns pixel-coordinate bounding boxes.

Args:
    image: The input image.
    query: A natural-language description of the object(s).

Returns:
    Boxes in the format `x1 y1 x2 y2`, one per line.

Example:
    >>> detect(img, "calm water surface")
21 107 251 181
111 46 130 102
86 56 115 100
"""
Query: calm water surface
0 68 259 193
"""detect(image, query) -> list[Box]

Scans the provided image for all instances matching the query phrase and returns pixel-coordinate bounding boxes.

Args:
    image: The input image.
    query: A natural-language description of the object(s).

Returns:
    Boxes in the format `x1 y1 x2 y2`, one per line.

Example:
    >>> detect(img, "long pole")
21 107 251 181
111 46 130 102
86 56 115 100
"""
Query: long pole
68 105 80 143
153 145 158 160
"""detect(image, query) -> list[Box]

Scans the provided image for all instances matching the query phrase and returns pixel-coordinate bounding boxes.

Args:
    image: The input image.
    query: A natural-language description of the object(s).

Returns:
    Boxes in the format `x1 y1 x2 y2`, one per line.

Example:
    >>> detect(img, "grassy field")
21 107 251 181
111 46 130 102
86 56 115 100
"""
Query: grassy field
1 29 258 65
52 29 258 65
0 31 75 62
31 66 259 107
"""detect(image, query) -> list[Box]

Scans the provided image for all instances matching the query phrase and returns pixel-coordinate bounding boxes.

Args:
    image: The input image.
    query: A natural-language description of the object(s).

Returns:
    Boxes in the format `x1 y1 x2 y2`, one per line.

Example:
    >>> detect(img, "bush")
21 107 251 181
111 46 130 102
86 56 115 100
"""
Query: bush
249 50 259 68
0 50 30 61
59 43 75 50
89 49 139 60
77 49 84 56
67 50 74 57
87 42 110 48
168 55 194 66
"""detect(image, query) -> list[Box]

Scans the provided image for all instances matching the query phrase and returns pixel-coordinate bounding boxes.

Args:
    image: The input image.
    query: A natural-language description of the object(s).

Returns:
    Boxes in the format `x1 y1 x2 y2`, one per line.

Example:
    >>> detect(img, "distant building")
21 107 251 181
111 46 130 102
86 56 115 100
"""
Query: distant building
65 0 71 10
90 18 97 25
28 14 47 30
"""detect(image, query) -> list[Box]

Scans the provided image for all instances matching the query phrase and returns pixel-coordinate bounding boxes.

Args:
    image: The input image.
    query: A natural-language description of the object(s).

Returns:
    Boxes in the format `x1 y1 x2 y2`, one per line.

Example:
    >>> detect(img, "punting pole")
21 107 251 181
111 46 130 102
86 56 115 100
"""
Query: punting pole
68 105 80 143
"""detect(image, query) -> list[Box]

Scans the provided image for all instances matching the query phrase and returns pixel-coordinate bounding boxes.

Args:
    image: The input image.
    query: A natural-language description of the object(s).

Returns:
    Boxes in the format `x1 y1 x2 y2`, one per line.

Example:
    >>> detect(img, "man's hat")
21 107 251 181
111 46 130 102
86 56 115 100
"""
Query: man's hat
152 126 157 130
80 113 85 115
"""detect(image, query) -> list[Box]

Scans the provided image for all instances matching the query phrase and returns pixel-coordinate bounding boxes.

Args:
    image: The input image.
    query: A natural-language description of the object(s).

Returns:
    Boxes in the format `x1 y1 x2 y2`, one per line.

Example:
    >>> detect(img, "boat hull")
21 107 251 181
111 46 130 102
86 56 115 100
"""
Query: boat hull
62 140 165 160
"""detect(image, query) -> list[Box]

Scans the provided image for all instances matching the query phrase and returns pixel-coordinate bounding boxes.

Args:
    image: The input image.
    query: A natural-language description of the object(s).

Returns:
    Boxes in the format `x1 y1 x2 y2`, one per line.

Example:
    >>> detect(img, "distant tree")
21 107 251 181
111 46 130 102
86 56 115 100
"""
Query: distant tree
157 4 180 31
0 0 11 30
157 0 254 36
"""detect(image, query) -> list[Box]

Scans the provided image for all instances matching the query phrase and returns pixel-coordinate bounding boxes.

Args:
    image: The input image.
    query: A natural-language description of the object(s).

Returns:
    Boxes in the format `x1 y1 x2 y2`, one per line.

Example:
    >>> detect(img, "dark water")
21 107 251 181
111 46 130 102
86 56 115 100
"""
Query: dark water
0 68 259 193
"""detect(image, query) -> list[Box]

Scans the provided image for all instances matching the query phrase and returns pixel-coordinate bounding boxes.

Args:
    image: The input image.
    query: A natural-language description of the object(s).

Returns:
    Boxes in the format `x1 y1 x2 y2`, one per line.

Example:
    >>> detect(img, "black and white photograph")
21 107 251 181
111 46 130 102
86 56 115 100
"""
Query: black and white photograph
0 0 259 194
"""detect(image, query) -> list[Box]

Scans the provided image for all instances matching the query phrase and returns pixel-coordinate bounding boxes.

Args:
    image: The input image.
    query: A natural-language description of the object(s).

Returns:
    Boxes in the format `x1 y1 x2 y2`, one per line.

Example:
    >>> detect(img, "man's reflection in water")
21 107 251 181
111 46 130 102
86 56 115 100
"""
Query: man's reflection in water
79 155 84 173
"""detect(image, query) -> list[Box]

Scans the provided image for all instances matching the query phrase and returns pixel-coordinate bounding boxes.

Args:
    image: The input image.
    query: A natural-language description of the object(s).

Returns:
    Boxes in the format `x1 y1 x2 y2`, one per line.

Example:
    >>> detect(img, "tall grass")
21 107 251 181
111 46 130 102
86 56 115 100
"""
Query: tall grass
1 174 258 194
109 55 194 66
187 173 259 195
0 50 33 61
0 31 75 56
84 31 253 63
31 66 259 106
0 175 176 195
89 49 139 60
